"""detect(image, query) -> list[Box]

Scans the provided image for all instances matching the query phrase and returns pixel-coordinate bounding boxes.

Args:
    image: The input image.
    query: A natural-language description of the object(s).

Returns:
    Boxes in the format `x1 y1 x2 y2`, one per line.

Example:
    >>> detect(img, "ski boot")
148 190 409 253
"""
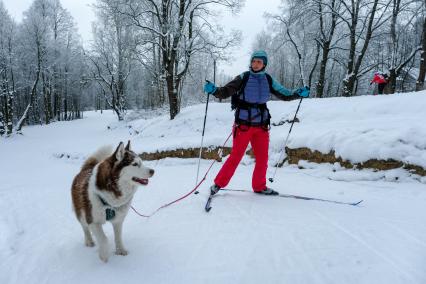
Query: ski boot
210 184 221 195
255 187 279 196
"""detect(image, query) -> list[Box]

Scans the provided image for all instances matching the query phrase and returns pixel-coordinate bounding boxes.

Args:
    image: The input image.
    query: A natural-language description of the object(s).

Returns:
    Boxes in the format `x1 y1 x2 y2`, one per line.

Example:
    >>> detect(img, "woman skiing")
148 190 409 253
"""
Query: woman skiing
203 50 310 196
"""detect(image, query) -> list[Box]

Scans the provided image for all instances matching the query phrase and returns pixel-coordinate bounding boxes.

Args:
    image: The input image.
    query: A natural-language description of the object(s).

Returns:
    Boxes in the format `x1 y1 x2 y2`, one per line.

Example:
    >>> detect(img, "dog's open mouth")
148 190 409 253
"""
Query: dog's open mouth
132 177 149 185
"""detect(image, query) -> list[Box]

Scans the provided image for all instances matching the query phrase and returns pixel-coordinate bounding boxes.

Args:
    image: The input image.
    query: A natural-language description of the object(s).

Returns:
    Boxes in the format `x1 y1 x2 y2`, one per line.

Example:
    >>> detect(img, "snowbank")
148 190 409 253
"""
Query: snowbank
124 91 426 169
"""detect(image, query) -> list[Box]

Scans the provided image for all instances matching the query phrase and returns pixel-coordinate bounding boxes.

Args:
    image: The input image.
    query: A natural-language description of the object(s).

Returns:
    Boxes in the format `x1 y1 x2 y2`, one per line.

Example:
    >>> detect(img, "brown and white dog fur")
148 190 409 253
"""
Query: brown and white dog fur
71 141 154 262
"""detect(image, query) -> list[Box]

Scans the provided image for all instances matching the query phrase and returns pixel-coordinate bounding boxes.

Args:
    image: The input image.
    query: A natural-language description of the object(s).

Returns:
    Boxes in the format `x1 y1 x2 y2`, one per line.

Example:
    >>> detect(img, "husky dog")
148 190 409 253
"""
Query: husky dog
71 141 154 262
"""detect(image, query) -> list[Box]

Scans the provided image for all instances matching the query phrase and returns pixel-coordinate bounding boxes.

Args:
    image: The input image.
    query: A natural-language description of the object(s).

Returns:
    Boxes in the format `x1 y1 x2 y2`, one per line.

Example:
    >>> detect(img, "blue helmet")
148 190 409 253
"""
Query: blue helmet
250 50 268 66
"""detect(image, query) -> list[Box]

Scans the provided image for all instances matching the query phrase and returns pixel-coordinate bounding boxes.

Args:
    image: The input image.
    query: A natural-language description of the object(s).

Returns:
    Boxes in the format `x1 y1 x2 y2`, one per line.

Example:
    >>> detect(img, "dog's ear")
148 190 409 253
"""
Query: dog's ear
113 142 125 161
125 140 131 151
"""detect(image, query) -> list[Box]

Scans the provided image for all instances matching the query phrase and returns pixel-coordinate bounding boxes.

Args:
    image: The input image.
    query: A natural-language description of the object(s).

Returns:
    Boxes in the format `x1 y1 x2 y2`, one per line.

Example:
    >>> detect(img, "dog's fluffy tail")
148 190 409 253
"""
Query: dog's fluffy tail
91 145 113 161
81 145 113 171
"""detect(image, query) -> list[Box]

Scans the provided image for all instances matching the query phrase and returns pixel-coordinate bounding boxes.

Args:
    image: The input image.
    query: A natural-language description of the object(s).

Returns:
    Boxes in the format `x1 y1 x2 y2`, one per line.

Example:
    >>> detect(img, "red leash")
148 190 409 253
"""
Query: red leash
131 131 233 218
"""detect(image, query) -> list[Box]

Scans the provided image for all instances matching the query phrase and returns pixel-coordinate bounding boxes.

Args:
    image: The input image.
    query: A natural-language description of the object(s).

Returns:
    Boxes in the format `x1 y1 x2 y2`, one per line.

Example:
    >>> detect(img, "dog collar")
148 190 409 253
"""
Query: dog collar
97 195 116 221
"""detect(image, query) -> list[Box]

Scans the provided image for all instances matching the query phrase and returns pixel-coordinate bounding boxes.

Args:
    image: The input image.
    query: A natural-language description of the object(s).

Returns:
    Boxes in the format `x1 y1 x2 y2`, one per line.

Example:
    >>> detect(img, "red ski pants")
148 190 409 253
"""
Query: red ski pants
214 125 269 192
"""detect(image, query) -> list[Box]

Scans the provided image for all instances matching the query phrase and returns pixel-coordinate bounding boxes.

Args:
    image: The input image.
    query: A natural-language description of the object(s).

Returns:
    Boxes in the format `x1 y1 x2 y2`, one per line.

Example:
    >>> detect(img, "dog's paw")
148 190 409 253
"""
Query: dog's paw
85 240 95 247
99 254 109 263
115 248 128 256
99 252 109 263
98 246 109 262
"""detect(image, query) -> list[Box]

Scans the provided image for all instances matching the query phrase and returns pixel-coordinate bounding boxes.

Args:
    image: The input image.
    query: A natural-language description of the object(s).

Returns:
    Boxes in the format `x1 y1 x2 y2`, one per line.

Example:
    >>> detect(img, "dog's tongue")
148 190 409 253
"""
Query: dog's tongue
133 177 149 185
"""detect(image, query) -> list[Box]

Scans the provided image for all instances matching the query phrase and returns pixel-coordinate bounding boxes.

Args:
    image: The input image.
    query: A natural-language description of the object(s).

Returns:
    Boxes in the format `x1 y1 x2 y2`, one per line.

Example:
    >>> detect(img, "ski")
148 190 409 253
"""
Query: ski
221 188 363 206
204 194 214 212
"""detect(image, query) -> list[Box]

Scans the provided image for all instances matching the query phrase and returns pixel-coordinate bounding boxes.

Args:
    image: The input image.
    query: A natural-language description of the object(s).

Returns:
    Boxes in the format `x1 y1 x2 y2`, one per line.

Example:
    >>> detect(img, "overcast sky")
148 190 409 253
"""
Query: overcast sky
2 0 282 76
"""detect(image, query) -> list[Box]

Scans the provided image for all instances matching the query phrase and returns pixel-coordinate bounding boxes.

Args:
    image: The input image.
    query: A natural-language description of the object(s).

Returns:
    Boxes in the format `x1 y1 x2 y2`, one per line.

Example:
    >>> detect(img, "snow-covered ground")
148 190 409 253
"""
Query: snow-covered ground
1 92 426 284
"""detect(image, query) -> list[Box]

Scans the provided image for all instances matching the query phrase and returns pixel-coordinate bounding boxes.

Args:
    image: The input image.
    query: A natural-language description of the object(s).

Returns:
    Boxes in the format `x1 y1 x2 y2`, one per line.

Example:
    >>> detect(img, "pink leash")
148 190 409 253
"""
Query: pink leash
131 131 233 218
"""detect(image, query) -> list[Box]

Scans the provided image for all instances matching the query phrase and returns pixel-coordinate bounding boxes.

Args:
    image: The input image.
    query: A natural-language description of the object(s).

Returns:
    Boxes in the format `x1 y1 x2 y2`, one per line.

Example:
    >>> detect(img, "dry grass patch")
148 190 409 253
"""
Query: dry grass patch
286 147 425 176
140 147 232 162
139 146 425 177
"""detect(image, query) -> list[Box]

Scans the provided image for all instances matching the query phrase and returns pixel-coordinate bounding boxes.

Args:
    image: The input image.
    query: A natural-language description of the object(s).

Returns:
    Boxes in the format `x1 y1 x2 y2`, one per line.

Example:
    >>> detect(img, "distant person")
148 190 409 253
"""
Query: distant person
370 72 389 95
203 50 309 196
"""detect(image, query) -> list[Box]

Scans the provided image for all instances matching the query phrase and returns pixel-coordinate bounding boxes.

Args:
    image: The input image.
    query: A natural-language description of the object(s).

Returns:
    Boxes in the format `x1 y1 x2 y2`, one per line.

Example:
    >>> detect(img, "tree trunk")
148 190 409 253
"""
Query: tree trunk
316 0 338 98
42 72 52 124
388 0 401 94
15 103 31 133
7 37 14 135
342 11 358 97
166 75 179 119
30 69 41 124
416 16 426 91
0 111 4 136
64 97 68 120
317 42 331 98
0 92 5 135
31 38 43 124
1 73 11 135
6 91 13 134
308 43 320 90
388 68 397 93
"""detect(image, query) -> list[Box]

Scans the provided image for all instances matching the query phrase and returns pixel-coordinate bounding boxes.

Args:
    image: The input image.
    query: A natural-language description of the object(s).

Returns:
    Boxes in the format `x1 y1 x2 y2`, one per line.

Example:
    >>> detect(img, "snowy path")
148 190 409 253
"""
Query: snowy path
1 111 425 284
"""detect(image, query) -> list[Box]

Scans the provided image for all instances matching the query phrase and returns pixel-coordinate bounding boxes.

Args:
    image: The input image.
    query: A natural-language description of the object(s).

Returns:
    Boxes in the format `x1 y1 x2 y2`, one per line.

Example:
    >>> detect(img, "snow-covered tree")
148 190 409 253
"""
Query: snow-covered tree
0 0 86 134
89 0 138 121
378 0 422 93
264 0 423 97
0 1 16 136
121 0 243 119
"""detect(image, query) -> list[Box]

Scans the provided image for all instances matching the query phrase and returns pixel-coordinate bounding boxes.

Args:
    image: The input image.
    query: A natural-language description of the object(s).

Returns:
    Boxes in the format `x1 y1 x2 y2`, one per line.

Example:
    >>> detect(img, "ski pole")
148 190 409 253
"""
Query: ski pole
269 97 303 183
195 60 216 194
195 83 211 191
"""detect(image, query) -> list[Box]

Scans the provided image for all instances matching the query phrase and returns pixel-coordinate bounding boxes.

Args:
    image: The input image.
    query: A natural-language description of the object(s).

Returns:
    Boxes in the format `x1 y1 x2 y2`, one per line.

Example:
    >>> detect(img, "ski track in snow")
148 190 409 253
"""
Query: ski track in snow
311 210 414 283
382 221 426 249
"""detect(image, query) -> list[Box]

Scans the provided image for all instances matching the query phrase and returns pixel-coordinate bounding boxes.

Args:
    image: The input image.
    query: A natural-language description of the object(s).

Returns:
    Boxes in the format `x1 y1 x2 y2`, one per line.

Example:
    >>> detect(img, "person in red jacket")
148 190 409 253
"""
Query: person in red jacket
370 72 389 95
